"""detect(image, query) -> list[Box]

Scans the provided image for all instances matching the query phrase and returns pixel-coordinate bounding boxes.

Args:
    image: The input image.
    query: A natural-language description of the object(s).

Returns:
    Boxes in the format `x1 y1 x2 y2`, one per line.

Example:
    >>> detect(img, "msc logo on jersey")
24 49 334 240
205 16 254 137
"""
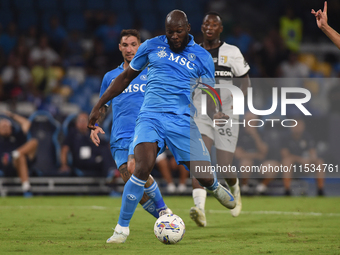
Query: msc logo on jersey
140 74 147 81
157 46 168 58
188 53 196 61
220 55 228 64
168 52 195 70
122 84 146 93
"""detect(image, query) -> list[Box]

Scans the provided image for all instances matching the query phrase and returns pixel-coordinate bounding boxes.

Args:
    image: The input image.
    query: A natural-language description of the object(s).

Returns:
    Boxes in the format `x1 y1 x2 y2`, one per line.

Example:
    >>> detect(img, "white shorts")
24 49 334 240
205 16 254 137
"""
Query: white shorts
194 114 239 153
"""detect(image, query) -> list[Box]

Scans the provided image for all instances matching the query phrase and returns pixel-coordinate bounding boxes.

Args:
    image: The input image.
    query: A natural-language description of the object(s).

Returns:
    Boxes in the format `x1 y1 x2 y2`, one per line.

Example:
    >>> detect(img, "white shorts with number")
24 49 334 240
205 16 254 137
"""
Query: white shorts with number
194 114 239 153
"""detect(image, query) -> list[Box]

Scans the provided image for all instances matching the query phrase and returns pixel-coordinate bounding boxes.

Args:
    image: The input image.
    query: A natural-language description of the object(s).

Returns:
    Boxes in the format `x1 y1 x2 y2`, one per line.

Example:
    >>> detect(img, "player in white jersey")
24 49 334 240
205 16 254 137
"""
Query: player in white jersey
191 12 251 226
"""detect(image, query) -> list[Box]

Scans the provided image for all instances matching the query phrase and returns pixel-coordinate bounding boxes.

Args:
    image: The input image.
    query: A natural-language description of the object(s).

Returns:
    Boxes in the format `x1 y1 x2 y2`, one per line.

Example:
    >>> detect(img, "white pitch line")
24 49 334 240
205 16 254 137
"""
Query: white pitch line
206 209 340 217
0 206 339 217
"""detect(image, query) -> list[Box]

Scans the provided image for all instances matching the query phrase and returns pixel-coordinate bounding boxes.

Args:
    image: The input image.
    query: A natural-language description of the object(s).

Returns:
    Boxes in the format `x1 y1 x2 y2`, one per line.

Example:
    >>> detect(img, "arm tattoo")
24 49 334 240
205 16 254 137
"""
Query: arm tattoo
97 105 108 125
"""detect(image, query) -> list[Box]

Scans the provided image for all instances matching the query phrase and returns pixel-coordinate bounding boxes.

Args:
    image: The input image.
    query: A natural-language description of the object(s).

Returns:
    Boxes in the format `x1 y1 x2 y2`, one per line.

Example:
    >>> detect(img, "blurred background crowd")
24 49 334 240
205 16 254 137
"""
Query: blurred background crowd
1 0 340 196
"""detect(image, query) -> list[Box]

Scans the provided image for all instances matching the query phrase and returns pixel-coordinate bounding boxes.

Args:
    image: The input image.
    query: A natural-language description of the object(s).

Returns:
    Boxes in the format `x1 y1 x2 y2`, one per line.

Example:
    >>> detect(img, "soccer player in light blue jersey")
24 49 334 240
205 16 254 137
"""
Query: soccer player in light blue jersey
88 11 236 244
90 29 171 220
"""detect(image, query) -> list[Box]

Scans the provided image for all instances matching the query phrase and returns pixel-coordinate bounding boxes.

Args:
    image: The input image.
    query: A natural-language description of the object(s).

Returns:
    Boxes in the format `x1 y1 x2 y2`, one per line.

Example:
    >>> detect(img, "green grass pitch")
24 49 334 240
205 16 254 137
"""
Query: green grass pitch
1 196 340 254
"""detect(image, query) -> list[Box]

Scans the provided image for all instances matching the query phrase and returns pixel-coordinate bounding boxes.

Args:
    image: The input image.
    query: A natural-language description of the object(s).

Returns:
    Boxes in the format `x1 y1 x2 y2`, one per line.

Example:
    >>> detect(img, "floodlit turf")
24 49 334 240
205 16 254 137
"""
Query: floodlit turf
1 196 340 254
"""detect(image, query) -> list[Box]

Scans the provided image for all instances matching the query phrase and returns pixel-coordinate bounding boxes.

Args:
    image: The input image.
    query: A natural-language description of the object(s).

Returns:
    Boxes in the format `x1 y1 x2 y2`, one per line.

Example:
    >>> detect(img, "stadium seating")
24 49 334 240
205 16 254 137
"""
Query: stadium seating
13 0 34 11
61 113 78 137
0 0 11 9
17 10 38 31
28 111 61 176
157 0 179 15
117 12 134 29
66 12 86 32
134 0 155 13
108 0 130 13
86 0 106 10
62 0 83 13
0 10 13 28
37 0 58 11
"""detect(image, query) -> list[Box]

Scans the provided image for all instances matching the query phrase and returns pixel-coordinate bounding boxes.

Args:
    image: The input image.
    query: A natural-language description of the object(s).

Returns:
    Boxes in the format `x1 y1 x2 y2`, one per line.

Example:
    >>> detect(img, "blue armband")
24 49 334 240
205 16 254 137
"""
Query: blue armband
95 123 99 127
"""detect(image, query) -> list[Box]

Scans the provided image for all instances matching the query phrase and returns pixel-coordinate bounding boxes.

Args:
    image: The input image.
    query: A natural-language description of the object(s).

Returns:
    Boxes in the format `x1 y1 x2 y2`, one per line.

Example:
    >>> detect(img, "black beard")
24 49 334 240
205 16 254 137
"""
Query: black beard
168 35 189 53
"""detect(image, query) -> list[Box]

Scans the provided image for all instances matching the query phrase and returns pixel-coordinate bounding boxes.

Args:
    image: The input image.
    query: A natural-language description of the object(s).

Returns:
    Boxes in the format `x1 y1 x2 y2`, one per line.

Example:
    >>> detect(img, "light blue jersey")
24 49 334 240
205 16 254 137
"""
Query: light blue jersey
100 63 147 168
130 35 215 116
100 63 147 145
130 35 215 167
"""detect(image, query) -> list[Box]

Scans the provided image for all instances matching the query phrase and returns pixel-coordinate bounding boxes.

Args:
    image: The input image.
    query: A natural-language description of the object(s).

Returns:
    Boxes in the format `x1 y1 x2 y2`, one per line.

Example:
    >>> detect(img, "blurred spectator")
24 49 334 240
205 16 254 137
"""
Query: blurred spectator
281 118 325 196
62 30 84 67
257 29 288 77
29 35 60 67
133 18 152 42
0 22 18 56
9 36 30 67
60 112 114 177
95 14 121 54
225 25 253 56
0 110 38 197
1 55 32 101
25 26 38 49
45 16 67 54
234 112 268 194
85 10 106 34
278 51 310 78
280 8 303 52
85 39 110 77
30 60 64 98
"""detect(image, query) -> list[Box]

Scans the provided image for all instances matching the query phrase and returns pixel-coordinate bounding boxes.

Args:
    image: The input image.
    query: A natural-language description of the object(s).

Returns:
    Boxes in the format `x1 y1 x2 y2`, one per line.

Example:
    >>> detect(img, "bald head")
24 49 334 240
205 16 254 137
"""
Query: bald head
166 10 188 27
165 10 191 53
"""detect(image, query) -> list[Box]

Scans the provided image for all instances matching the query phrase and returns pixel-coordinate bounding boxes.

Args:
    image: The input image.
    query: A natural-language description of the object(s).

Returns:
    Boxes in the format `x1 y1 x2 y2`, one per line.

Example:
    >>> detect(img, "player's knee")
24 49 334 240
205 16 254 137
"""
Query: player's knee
127 160 135 175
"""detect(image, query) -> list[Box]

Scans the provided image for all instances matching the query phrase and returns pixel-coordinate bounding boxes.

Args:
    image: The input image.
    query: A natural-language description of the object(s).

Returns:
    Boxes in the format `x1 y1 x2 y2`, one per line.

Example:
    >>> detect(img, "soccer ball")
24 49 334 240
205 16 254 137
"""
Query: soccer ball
154 214 185 244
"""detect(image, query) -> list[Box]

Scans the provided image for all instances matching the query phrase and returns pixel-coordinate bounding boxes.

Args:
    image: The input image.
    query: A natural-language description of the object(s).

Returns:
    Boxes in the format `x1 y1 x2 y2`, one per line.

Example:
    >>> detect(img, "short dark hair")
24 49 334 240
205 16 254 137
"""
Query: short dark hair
119 29 141 43
204 11 223 22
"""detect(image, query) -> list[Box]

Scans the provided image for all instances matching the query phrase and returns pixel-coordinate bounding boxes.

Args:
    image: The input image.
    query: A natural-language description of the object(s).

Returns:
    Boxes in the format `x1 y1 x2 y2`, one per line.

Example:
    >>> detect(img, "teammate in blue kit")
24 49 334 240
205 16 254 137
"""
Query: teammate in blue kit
88 10 236 244
90 29 170 220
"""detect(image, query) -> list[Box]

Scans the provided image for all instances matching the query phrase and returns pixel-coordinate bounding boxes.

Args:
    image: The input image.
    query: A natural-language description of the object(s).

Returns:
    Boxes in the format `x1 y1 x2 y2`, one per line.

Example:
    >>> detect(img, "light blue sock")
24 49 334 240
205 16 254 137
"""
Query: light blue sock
144 181 167 213
118 175 146 227
142 199 158 218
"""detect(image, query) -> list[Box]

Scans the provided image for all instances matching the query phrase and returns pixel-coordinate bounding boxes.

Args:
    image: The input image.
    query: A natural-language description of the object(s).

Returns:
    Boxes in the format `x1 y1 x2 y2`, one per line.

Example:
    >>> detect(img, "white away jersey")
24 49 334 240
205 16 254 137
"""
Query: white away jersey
194 42 250 116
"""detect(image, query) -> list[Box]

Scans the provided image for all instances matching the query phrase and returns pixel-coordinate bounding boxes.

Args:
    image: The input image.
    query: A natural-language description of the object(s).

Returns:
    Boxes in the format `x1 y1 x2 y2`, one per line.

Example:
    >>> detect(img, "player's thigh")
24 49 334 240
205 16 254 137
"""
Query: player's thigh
134 142 159 180
133 112 166 157
165 115 210 165
195 118 214 153
214 118 239 153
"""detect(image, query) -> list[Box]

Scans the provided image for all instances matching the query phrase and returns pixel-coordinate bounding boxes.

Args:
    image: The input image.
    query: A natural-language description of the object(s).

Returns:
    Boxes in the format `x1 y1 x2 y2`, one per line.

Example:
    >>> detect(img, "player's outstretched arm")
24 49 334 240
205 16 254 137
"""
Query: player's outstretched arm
312 1 340 49
88 66 141 129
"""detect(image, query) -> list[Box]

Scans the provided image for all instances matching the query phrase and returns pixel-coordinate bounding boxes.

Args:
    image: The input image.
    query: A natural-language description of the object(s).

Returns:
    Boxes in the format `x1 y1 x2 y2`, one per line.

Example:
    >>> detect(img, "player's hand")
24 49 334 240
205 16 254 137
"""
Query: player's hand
311 1 328 30
88 107 101 130
213 112 229 126
90 126 105 147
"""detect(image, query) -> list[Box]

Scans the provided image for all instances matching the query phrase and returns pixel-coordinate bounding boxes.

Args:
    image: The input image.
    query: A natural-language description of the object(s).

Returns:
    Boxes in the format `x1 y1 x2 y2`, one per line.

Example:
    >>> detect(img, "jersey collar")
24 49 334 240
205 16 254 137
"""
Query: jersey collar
118 62 124 70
